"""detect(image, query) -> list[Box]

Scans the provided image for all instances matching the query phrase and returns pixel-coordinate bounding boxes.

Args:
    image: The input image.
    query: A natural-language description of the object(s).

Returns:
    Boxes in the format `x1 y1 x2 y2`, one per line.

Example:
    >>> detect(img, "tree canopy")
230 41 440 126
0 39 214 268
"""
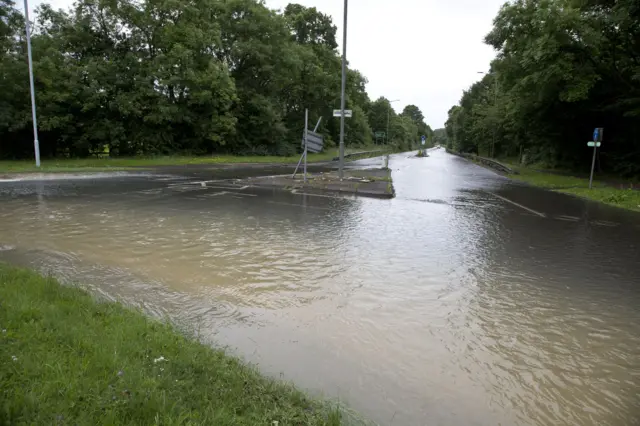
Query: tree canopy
445 0 640 176
0 0 432 158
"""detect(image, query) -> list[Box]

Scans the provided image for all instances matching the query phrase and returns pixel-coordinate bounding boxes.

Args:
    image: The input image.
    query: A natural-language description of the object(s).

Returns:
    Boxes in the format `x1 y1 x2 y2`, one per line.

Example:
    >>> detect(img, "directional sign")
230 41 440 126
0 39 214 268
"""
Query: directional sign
587 141 601 147
593 127 604 142
301 130 324 153
333 109 353 118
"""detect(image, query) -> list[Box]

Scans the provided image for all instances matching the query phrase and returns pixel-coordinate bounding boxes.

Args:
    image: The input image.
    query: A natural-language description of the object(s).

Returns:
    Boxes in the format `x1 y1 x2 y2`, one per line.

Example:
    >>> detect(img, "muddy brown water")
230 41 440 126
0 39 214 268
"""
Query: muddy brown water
1 150 639 425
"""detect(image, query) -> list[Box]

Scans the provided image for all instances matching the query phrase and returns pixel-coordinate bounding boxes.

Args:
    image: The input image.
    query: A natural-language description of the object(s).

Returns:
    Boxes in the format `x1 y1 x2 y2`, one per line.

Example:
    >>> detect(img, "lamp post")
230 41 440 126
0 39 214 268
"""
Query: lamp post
338 0 348 179
23 0 41 167
478 71 498 158
386 99 400 145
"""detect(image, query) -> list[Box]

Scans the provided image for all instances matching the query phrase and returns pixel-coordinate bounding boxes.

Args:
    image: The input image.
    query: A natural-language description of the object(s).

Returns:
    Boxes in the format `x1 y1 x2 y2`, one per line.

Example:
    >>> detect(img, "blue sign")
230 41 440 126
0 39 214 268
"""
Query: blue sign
421 135 426 145
593 128 599 141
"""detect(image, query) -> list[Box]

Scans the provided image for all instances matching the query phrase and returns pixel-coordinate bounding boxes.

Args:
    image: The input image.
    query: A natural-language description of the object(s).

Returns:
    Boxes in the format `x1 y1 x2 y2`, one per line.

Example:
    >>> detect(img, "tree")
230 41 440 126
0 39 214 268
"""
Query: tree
445 0 640 175
401 104 432 144
0 0 426 159
283 3 337 50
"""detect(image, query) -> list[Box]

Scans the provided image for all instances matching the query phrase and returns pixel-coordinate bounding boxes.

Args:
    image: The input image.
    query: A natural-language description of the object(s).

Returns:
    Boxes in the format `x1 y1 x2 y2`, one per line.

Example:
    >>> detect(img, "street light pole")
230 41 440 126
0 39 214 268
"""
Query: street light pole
23 0 40 167
338 0 348 179
386 99 399 145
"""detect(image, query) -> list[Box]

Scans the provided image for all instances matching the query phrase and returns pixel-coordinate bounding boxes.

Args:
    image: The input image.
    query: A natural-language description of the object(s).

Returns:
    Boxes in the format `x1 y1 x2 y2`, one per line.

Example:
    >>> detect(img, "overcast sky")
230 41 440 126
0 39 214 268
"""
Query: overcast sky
21 0 505 128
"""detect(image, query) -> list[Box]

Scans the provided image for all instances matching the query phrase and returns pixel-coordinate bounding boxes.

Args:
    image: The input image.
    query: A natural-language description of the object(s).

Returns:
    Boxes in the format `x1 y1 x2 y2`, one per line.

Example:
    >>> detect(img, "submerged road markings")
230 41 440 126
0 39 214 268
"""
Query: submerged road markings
225 191 257 197
290 189 353 199
556 215 580 222
488 192 547 218
266 201 333 210
196 191 257 198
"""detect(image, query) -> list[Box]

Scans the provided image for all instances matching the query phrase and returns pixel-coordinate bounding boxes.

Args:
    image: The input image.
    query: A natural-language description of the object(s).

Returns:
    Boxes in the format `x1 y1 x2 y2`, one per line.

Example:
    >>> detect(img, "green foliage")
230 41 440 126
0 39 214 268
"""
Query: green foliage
401 104 432 146
0 264 356 425
0 0 431 159
445 0 640 176
432 128 448 146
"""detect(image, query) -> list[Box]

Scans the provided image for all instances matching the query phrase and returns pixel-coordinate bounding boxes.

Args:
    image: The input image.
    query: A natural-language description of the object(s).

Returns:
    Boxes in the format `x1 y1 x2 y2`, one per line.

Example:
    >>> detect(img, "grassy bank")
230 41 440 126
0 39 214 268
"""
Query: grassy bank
0 148 392 174
0 154 333 173
0 264 351 425
506 164 640 212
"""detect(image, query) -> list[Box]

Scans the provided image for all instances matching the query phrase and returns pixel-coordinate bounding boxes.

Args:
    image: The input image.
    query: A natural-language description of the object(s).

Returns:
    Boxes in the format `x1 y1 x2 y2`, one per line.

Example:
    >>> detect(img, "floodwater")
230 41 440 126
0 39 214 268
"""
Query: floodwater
1 149 639 425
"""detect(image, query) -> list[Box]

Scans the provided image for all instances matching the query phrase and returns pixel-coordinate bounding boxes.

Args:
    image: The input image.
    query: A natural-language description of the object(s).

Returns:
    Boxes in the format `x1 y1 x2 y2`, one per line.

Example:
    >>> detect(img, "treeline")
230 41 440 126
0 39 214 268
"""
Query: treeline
445 0 640 176
0 0 432 159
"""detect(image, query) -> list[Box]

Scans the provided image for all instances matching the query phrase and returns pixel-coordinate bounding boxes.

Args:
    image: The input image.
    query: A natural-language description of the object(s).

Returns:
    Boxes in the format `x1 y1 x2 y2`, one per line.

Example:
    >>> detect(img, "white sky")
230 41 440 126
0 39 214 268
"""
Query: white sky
21 0 505 128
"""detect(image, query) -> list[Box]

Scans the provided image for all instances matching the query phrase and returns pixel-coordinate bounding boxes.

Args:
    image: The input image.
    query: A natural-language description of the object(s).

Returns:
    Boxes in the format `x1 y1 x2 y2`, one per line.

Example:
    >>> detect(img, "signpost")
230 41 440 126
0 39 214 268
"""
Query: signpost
588 127 604 189
292 109 323 182
418 135 427 156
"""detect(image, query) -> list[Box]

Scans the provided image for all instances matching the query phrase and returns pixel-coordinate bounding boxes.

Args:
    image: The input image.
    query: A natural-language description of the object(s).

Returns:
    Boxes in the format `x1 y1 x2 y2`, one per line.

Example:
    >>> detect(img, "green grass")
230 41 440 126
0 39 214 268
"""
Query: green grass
558 187 640 211
0 154 333 173
0 148 392 174
0 264 356 425
505 164 640 212
508 166 607 189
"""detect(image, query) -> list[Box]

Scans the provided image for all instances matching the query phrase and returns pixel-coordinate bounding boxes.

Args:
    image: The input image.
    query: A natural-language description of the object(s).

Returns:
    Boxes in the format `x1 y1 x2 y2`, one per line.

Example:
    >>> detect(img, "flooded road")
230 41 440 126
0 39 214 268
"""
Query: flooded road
1 149 639 425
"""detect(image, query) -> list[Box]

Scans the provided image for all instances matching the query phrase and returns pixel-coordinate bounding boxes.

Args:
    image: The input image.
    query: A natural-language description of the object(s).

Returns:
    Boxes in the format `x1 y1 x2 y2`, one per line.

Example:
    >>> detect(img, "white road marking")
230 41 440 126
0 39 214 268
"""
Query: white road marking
556 215 580 222
195 191 257 198
225 191 256 197
266 201 332 210
488 192 547 218
168 180 248 190
591 220 619 227
197 191 228 197
198 184 248 190
291 189 351 199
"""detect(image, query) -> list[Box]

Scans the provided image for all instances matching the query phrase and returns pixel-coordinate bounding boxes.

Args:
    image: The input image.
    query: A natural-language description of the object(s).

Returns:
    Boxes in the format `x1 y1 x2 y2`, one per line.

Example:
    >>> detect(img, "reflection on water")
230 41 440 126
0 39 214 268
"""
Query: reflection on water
1 151 639 425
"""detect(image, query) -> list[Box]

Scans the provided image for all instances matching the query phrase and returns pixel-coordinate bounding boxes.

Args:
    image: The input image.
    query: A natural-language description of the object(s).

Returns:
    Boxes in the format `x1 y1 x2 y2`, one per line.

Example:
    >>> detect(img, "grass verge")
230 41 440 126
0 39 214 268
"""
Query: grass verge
0 148 392 174
0 155 332 173
557 187 640 212
0 264 351 425
505 164 640 212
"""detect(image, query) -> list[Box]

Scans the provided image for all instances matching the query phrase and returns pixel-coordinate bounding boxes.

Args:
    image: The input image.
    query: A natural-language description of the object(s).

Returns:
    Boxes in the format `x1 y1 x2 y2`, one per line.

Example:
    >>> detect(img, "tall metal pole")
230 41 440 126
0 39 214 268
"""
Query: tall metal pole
23 0 40 167
23 0 41 167
589 145 597 190
304 109 308 183
386 99 399 146
338 0 348 179
491 76 498 158
386 104 390 146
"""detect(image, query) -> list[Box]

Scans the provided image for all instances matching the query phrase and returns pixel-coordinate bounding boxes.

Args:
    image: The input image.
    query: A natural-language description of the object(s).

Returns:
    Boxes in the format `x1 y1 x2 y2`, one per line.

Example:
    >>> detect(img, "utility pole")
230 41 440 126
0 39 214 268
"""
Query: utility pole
492 76 498 158
338 0 348 179
386 99 400 145
23 0 41 167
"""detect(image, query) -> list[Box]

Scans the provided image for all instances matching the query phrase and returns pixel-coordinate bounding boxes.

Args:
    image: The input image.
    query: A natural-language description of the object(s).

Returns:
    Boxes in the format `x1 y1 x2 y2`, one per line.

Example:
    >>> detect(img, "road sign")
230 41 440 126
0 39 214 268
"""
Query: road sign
421 135 426 145
375 131 385 138
593 127 603 142
588 128 604 189
301 130 324 153
333 109 353 118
